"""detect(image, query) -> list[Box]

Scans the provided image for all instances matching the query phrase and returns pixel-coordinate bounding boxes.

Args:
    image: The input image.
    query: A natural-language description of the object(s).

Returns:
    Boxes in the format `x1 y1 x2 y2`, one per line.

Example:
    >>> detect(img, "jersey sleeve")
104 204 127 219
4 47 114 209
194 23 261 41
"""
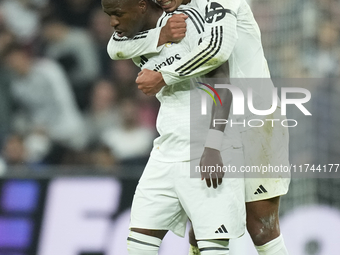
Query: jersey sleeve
159 0 241 85
107 27 164 60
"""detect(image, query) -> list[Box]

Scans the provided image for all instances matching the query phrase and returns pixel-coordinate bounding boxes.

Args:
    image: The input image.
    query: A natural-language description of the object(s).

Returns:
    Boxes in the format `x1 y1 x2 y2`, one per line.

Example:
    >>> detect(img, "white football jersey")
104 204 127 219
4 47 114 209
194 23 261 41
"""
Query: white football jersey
107 0 277 129
111 6 241 162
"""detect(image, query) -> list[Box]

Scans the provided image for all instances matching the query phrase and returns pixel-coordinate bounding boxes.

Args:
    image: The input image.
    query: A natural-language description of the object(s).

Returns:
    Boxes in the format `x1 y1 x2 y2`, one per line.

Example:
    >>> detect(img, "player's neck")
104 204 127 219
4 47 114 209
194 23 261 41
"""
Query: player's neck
183 0 191 4
143 3 164 31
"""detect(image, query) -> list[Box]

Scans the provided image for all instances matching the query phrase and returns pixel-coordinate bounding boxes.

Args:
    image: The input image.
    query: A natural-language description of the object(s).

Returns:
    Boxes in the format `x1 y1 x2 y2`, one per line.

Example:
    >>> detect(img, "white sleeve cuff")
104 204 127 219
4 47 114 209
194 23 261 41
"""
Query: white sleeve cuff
204 129 224 151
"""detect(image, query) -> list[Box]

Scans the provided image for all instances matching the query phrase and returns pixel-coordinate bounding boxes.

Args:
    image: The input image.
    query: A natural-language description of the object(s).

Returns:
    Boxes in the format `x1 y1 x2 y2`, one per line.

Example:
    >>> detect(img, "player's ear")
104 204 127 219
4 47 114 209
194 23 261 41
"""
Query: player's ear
139 0 147 13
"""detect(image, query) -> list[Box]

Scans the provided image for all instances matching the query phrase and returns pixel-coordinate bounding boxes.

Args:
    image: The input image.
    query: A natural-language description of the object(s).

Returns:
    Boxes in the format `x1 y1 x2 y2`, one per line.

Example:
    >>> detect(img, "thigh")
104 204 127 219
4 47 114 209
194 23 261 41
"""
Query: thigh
242 109 291 202
177 148 246 240
245 196 281 245
246 196 280 221
130 158 188 237
241 108 290 173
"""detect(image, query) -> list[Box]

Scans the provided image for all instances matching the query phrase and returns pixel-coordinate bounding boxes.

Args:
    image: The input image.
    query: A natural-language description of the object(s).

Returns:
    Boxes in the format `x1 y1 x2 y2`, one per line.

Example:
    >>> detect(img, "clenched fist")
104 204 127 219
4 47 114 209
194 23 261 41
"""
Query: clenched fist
136 69 166 96
158 14 188 46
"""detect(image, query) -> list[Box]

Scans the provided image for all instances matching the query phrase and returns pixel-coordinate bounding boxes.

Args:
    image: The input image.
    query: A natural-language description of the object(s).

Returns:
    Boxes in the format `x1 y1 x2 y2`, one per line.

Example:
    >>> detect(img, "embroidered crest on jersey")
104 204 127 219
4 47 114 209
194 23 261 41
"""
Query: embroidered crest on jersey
165 42 175 48
205 2 237 23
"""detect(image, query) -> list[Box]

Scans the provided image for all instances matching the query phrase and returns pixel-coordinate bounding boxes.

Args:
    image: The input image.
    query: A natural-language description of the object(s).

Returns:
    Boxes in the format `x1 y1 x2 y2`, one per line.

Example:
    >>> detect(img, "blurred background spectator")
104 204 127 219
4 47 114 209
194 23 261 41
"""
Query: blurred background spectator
2 134 27 165
0 0 47 44
3 44 88 164
101 98 155 166
89 8 115 77
0 0 157 170
49 0 98 28
84 79 121 146
0 58 12 149
42 18 100 109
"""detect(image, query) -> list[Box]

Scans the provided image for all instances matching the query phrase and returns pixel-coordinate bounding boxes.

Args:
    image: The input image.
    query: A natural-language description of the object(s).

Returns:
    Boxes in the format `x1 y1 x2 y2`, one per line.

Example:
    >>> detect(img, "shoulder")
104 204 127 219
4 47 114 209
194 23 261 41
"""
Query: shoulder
175 6 205 36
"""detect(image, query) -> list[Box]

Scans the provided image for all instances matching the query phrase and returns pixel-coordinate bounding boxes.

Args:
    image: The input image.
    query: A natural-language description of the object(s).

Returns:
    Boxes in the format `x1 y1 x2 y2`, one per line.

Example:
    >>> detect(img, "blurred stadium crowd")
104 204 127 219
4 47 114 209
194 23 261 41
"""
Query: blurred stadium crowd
0 0 159 170
0 0 339 172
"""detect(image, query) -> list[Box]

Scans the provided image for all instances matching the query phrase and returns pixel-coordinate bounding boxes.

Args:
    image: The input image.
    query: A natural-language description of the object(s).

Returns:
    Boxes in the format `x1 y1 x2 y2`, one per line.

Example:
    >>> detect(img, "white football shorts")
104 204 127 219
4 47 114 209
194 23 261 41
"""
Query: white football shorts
130 148 246 240
241 107 291 202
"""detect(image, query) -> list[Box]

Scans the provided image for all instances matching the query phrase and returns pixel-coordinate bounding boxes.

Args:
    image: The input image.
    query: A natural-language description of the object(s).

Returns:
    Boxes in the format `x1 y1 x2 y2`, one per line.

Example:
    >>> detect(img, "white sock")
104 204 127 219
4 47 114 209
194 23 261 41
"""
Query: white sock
255 234 289 255
197 240 229 255
127 231 161 255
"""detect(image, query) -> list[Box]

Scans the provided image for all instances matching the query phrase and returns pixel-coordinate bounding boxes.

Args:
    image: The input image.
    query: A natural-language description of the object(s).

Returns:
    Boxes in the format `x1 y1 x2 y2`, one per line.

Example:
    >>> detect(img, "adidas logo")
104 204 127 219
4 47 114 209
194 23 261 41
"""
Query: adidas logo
215 224 228 234
254 185 268 195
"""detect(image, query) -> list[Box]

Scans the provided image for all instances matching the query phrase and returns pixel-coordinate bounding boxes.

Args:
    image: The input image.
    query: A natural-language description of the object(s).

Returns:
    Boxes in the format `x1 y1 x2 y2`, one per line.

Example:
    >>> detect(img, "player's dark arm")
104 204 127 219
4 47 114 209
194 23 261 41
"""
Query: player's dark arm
107 14 187 60
200 63 232 188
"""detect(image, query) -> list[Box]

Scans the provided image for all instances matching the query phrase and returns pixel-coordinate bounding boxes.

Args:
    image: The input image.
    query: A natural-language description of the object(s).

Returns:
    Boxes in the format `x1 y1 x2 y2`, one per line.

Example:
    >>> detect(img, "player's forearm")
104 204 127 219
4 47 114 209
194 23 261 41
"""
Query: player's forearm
210 88 232 131
107 28 163 60
203 88 232 151
159 15 237 85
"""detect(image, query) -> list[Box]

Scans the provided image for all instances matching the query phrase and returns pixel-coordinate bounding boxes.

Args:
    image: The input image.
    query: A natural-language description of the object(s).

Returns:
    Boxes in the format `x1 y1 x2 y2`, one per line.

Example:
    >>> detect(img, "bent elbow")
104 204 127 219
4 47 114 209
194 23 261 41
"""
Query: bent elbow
107 40 126 60
219 51 230 64
219 42 235 63
107 49 122 60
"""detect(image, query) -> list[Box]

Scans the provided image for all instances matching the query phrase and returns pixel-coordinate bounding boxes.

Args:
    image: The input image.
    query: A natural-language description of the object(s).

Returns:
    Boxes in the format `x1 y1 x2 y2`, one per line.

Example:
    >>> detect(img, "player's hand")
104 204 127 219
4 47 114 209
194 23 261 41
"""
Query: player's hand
136 69 166 96
158 14 188 46
200 147 225 189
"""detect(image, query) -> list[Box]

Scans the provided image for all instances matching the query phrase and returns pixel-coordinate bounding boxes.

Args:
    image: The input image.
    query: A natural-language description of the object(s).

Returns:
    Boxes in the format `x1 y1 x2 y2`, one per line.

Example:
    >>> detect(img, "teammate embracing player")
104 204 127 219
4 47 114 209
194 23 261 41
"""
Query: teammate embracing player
104 0 290 254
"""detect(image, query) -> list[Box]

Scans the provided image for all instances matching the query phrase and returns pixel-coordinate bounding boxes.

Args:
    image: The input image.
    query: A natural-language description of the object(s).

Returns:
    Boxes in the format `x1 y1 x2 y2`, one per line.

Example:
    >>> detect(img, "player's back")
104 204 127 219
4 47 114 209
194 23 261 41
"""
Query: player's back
229 0 270 79
229 0 276 122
